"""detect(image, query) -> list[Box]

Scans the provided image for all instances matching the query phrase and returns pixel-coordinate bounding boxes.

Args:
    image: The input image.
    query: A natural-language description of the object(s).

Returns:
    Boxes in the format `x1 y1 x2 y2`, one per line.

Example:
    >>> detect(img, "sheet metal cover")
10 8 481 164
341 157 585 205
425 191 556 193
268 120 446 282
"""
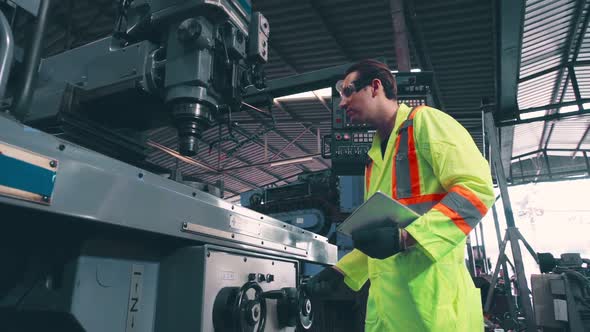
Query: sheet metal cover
337 191 420 236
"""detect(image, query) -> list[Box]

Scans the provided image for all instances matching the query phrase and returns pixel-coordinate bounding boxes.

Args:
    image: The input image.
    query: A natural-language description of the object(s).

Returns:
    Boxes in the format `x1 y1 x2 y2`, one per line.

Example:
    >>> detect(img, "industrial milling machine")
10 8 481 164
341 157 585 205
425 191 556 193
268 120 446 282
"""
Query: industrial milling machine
0 1 337 331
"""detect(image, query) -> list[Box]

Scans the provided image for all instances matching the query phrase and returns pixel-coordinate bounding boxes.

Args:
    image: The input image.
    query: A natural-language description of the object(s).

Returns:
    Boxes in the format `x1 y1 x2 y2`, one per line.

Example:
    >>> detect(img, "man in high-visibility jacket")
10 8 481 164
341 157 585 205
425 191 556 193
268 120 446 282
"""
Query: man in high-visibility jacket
306 59 495 331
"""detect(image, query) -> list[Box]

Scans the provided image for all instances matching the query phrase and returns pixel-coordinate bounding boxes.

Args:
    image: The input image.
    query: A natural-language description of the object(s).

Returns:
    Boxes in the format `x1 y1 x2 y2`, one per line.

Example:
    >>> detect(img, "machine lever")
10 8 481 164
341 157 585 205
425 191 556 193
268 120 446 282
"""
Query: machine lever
261 289 287 300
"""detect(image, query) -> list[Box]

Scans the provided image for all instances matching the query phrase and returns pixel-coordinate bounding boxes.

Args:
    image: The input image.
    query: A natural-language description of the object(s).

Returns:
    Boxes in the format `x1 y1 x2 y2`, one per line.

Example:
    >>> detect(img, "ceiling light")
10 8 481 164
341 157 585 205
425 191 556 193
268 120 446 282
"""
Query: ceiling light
275 88 332 102
270 156 314 167
391 69 422 73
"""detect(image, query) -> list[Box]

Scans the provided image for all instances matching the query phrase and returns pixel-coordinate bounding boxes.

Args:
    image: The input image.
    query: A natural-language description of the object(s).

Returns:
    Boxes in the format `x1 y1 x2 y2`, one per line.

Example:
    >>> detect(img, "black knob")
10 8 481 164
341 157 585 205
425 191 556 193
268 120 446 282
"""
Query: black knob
257 273 266 282
266 274 274 282
248 273 256 281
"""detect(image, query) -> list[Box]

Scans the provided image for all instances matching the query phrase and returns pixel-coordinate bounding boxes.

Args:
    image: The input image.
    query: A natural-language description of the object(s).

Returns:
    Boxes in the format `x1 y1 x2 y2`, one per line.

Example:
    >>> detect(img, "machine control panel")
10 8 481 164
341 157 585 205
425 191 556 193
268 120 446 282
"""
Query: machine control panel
328 72 434 175
248 272 276 283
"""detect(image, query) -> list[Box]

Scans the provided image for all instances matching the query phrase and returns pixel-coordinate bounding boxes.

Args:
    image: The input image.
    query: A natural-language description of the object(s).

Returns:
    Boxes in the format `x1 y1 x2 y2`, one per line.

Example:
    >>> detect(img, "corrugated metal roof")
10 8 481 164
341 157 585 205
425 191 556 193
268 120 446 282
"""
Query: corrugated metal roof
515 0 590 160
513 121 546 157
546 114 590 149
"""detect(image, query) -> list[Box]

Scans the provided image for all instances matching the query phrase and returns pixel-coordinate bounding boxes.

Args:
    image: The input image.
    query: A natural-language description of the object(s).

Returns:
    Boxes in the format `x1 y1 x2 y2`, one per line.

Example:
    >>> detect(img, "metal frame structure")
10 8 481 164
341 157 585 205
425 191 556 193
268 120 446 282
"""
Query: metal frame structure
509 148 590 184
495 0 590 185
483 110 538 332
502 60 590 127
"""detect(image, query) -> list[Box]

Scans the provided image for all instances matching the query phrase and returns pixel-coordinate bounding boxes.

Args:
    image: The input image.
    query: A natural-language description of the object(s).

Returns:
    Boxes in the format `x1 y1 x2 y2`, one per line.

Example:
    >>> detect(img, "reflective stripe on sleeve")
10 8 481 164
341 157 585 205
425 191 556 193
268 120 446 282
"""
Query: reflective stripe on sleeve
433 203 473 235
448 185 488 216
434 186 488 235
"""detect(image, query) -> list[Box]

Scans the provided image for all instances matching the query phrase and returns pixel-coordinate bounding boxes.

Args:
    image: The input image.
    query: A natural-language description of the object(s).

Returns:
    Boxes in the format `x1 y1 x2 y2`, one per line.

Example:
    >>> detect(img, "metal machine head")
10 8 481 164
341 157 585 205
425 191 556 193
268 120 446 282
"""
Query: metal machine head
24 0 269 157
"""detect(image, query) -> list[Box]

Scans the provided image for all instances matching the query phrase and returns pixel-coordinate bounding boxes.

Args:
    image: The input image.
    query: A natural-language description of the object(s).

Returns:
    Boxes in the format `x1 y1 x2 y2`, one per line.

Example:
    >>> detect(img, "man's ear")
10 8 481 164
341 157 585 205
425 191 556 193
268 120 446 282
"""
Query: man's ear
371 79 381 97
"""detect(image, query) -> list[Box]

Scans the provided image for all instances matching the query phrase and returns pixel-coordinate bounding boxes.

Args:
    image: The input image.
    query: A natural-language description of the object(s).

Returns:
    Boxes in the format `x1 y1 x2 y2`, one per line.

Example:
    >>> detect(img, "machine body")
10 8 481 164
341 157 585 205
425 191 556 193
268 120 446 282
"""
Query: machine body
0 1 334 331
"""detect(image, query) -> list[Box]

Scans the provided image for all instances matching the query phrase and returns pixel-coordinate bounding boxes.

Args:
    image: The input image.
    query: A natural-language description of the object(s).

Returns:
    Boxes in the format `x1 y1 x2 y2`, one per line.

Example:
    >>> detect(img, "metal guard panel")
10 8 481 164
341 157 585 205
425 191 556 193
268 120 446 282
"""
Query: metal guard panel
0 141 57 204
0 118 337 265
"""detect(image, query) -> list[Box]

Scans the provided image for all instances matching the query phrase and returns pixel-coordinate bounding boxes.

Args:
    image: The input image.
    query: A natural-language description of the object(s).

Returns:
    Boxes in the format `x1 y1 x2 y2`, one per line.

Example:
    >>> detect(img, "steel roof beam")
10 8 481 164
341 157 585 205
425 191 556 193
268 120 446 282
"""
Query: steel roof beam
309 0 355 61
572 124 590 158
496 0 525 177
499 107 590 126
496 0 525 121
390 0 410 71
405 0 445 110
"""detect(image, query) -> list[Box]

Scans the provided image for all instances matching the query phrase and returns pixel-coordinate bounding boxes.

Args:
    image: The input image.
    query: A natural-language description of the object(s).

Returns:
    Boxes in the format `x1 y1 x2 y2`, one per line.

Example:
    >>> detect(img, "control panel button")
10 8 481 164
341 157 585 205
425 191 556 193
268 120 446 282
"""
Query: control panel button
266 274 274 282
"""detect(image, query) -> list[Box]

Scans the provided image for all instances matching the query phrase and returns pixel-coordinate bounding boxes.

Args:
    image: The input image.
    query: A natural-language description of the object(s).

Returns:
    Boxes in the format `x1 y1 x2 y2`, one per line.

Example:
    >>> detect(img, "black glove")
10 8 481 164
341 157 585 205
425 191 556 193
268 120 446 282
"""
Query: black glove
304 267 344 298
351 223 400 259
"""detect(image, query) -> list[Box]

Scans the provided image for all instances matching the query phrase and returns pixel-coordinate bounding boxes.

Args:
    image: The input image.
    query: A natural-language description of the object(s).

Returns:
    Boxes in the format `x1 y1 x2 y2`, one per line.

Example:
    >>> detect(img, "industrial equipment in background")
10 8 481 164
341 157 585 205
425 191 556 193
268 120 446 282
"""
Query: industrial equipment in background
531 252 590 332
327 72 434 175
0 1 336 331
241 170 344 235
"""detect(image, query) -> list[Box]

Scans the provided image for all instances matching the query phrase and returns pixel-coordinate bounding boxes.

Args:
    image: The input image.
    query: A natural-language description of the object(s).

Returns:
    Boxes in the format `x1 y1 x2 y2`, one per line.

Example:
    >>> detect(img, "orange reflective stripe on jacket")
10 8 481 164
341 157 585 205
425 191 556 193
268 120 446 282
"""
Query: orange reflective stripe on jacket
391 106 440 215
392 106 425 200
407 109 421 197
365 161 374 193
389 106 490 229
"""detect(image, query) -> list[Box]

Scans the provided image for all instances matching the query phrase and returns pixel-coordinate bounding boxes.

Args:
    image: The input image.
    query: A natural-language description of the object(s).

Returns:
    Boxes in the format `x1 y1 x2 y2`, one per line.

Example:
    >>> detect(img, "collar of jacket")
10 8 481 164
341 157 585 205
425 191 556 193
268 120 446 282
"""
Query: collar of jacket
367 103 412 166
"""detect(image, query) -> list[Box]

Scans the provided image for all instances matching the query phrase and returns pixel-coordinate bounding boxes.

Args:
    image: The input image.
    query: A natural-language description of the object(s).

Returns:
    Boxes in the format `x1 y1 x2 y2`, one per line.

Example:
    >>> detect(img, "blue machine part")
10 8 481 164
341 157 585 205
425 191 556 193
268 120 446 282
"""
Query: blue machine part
338 175 364 213
0 142 57 204
0 154 55 197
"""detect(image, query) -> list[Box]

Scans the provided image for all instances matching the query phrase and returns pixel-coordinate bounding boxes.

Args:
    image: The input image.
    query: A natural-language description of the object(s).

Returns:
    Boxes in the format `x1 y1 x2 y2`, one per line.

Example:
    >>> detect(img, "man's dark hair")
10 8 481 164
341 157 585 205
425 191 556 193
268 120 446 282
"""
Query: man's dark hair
345 59 397 100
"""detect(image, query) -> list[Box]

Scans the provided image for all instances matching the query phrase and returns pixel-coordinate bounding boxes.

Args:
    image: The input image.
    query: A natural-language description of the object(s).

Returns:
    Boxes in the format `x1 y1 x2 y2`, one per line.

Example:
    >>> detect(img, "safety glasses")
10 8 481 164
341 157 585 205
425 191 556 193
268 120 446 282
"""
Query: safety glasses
335 79 372 97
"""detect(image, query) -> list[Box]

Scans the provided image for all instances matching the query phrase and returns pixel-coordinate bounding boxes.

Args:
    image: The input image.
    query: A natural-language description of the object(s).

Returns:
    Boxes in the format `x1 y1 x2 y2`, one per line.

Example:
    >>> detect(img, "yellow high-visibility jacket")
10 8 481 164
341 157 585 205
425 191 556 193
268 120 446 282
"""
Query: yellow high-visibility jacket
336 103 494 331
